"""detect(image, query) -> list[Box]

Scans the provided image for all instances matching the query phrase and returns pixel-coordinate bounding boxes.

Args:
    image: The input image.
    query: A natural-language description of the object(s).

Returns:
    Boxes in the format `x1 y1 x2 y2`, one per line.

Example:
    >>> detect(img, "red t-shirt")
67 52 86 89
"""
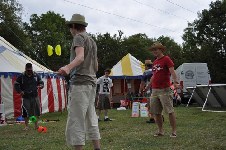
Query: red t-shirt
152 56 174 89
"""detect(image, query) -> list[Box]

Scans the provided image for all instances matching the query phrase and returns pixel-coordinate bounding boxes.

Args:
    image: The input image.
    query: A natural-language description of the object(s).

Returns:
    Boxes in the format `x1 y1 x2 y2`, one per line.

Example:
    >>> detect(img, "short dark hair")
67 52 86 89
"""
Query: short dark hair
68 23 86 31
104 68 111 73
25 63 32 68
145 64 152 68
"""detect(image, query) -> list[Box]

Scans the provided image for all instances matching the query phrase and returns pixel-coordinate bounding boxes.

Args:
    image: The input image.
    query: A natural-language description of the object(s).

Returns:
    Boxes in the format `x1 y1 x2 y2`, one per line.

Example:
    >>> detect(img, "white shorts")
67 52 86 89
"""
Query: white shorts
66 84 101 146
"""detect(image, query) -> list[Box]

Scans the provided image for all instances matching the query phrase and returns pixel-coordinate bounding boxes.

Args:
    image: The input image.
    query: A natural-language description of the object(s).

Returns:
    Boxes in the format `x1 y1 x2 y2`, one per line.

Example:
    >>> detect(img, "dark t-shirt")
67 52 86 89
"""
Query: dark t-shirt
141 69 153 94
141 69 153 83
14 72 44 98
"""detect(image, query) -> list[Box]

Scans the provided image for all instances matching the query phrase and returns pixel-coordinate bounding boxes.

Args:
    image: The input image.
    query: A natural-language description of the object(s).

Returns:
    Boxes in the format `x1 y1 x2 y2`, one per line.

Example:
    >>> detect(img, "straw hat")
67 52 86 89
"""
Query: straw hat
145 60 152 65
149 42 166 51
66 14 88 27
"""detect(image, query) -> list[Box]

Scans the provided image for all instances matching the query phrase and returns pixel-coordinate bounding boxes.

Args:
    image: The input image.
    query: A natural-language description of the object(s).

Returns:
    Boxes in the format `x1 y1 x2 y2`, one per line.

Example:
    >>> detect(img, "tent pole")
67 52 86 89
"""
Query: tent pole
124 77 126 100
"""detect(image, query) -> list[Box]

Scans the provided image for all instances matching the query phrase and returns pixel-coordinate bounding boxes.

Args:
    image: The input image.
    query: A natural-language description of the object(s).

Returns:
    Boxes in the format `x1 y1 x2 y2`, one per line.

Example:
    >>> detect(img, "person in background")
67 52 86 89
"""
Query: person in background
57 14 101 150
96 69 113 122
170 83 181 107
148 42 180 138
14 63 44 131
139 60 155 123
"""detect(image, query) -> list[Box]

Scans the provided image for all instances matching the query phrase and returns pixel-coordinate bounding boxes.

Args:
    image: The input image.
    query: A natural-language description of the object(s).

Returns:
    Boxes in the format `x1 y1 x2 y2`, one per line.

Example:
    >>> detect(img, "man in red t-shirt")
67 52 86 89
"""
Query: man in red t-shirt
149 42 180 138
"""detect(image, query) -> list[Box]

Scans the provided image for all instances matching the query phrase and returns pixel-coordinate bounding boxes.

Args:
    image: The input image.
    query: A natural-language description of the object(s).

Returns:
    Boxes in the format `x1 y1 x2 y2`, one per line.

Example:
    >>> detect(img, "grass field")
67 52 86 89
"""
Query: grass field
0 106 226 150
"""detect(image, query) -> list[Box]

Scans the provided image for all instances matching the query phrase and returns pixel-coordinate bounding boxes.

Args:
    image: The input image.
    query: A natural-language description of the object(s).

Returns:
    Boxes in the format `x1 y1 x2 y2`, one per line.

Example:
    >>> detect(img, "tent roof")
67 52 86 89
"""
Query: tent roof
0 36 53 76
109 53 145 79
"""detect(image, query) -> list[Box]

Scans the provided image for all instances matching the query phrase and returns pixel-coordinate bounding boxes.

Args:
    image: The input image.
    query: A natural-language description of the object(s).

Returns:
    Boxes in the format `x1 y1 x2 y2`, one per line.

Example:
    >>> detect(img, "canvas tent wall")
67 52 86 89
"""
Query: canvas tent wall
0 36 67 119
109 53 145 103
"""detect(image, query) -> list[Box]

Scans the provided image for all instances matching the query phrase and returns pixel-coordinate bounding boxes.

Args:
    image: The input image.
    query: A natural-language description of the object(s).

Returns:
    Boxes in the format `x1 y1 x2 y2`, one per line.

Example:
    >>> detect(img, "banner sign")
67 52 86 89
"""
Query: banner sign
140 103 148 117
131 102 140 117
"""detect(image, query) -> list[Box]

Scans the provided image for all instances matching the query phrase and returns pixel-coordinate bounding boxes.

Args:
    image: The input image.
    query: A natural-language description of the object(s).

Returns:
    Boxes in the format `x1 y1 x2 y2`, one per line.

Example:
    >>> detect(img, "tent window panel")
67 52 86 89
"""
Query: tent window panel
130 80 134 92
134 79 141 94
113 80 121 94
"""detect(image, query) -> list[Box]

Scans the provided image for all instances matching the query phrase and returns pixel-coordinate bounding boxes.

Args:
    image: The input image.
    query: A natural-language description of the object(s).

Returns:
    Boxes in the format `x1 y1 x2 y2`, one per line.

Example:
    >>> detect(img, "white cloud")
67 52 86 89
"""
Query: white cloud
18 0 215 44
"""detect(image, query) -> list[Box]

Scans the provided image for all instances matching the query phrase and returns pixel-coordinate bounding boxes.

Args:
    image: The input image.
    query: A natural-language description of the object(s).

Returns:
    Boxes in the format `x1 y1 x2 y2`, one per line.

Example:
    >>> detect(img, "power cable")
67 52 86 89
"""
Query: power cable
131 0 189 22
190 0 202 6
165 0 196 14
62 0 176 32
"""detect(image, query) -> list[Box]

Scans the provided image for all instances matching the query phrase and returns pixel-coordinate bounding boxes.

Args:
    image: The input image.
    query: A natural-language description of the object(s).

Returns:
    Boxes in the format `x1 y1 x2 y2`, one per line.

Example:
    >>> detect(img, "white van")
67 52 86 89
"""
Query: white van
175 63 211 99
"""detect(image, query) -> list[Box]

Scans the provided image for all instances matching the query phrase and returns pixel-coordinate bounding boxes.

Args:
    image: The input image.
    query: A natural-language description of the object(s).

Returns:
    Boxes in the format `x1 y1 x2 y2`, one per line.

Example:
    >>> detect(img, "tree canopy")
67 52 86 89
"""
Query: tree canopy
24 11 71 70
0 0 30 53
182 0 226 83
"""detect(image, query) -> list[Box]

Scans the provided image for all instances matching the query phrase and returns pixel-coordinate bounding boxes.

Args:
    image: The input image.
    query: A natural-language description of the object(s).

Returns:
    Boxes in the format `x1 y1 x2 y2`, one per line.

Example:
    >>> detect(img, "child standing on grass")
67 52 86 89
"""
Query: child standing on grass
96 69 113 122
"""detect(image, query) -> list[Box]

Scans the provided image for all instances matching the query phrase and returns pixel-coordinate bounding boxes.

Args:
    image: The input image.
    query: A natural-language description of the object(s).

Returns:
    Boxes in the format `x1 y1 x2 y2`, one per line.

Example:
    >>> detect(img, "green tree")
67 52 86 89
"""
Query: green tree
0 0 30 53
122 33 154 63
182 0 226 83
94 32 155 76
24 11 71 70
181 23 201 63
93 31 124 77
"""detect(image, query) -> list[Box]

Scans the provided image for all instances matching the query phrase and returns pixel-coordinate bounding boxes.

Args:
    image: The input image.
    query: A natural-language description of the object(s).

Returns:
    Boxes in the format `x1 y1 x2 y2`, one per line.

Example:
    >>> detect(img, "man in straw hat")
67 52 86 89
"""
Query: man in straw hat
58 14 100 150
147 42 180 138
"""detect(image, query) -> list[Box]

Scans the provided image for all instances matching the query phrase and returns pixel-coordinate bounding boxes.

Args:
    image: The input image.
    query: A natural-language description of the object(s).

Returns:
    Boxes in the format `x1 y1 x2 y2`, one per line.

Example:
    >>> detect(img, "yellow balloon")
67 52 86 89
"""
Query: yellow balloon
47 45 53 56
55 45 61 56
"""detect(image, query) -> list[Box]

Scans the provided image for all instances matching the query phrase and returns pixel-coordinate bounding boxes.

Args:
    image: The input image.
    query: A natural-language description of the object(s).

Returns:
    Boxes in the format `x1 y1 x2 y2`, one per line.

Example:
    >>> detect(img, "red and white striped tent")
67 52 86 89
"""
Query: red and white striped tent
0 36 67 119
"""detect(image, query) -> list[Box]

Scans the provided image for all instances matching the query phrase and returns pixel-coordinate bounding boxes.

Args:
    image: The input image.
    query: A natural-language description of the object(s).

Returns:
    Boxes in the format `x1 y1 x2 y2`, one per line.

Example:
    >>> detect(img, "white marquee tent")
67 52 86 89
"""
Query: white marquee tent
0 36 67 119
109 53 145 103
110 53 145 79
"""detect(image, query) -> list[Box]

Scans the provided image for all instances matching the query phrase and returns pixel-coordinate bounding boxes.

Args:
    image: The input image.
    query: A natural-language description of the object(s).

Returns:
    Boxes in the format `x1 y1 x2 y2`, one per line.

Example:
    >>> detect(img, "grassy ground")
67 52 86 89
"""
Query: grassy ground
0 106 226 150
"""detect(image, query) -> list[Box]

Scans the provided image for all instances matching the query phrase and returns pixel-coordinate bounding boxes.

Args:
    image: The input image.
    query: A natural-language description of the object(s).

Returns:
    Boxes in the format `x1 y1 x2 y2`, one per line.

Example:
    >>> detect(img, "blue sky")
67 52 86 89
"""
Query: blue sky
18 0 215 45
